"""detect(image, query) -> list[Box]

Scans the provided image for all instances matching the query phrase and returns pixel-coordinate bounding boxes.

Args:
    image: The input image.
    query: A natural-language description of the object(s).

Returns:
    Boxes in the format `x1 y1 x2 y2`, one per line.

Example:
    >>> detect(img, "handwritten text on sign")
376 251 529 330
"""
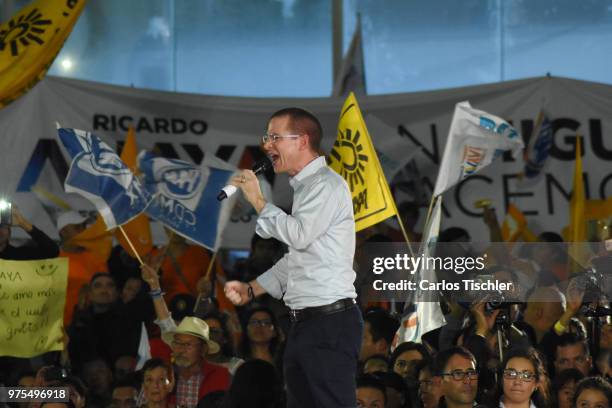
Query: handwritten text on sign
0 258 68 358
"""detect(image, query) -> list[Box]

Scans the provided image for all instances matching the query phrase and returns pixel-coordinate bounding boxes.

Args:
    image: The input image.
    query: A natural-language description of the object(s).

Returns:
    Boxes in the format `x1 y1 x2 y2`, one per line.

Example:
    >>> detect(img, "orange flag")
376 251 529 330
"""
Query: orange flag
70 216 113 262
116 127 153 258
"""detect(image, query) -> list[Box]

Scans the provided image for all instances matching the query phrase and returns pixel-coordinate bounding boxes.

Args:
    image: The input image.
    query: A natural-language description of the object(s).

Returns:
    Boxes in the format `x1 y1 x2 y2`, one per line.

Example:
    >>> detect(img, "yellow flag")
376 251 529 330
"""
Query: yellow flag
501 203 527 242
329 92 397 231
0 258 68 357
0 0 86 107
116 127 153 258
568 137 589 271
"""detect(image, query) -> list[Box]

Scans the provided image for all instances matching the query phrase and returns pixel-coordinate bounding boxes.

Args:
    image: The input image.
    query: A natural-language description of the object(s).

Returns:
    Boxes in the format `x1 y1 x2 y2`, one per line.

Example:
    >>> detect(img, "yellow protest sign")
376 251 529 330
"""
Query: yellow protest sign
0 258 68 357
329 92 398 231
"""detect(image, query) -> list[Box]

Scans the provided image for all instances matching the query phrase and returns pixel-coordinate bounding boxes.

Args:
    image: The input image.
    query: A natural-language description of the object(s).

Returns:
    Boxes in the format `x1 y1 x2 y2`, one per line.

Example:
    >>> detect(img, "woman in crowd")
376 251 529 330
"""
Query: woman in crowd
238 307 282 365
141 358 175 408
497 348 551 408
204 311 244 375
389 342 430 381
553 369 584 408
573 376 612 408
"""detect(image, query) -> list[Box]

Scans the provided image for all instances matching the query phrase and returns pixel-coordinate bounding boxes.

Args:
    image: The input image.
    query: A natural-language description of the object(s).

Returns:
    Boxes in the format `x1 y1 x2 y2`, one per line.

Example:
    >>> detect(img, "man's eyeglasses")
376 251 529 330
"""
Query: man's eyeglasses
440 369 479 381
503 369 536 382
248 319 274 328
262 133 302 144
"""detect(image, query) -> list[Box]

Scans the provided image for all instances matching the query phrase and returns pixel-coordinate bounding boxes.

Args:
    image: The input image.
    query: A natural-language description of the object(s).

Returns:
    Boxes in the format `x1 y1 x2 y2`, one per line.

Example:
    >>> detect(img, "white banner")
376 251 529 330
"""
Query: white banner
1 75 611 248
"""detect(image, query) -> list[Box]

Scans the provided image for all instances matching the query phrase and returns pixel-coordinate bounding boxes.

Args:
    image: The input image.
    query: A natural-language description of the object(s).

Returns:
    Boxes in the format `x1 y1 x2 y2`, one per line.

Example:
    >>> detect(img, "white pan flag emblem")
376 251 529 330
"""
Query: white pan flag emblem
433 101 524 197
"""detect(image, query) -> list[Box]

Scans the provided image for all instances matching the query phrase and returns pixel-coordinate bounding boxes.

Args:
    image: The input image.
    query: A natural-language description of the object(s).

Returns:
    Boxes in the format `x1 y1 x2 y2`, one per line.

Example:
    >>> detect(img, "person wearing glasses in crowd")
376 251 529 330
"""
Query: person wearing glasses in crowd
417 362 443 408
202 311 244 376
238 306 282 366
223 108 362 407
497 348 551 408
141 264 230 407
432 346 480 408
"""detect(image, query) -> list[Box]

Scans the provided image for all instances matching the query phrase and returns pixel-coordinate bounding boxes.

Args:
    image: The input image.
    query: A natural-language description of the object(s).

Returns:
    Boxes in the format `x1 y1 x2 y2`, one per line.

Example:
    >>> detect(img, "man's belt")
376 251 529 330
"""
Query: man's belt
289 298 356 323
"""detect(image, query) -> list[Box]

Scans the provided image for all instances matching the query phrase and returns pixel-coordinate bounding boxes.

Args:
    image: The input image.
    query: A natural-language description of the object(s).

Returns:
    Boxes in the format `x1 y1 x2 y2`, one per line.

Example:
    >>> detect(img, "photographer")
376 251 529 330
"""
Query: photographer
0 205 59 260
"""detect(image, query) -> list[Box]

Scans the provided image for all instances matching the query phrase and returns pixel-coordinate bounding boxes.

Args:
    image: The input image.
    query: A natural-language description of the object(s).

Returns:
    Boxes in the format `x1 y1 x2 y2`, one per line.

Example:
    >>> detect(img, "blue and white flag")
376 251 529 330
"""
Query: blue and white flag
139 152 235 250
58 128 150 229
433 101 524 197
523 109 553 180
393 196 446 346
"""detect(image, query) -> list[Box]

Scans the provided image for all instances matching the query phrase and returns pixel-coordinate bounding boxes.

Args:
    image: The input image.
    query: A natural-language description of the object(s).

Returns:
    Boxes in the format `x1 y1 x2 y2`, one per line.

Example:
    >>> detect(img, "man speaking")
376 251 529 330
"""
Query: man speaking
224 107 363 408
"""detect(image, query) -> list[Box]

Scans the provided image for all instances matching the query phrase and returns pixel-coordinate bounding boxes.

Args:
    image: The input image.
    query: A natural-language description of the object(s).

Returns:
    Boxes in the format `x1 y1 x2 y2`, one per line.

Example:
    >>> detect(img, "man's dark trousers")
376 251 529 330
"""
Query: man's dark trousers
284 305 363 408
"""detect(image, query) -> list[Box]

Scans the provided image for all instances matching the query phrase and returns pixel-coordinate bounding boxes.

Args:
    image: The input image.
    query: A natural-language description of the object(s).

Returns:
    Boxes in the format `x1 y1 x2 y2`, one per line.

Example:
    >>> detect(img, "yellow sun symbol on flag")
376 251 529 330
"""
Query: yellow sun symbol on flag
330 128 369 192
0 8 51 57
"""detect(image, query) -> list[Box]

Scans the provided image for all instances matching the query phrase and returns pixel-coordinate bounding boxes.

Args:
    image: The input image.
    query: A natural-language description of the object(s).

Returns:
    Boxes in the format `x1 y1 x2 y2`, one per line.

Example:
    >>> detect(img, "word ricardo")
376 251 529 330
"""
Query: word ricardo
372 279 514 292
372 254 486 275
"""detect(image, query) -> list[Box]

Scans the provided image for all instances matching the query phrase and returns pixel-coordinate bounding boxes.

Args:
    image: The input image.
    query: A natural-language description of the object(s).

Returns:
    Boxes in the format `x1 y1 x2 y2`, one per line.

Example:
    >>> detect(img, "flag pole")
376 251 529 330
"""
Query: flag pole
151 230 175 275
204 252 218 279
394 210 416 258
423 193 439 233
119 225 144 265
192 252 218 314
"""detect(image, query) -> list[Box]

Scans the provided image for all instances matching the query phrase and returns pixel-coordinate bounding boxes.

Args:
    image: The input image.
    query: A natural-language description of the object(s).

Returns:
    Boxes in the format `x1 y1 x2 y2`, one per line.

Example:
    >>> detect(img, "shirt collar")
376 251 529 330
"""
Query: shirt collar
289 156 326 188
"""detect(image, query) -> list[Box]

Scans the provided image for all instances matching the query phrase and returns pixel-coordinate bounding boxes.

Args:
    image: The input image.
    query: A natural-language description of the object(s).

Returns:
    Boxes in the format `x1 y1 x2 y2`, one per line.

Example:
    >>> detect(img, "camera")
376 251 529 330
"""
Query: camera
576 255 612 303
0 200 11 226
457 274 512 313
484 290 508 313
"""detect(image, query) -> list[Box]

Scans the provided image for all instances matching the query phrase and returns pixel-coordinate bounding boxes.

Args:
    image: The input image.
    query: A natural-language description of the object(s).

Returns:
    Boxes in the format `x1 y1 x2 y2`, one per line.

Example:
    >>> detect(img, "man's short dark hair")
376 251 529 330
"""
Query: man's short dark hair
552 368 584 391
269 107 323 152
555 333 590 359
369 371 407 394
364 309 400 346
356 374 387 404
432 346 476 375
142 358 173 379
389 341 431 369
90 272 116 286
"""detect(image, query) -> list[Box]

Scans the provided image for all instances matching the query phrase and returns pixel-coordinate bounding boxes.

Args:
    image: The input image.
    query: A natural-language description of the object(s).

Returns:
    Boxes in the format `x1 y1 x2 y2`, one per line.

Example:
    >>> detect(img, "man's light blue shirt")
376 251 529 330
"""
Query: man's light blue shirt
255 156 357 309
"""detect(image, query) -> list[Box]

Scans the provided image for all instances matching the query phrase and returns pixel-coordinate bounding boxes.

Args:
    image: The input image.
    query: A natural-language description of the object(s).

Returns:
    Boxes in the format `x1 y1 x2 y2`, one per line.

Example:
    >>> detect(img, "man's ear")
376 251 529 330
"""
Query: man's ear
299 133 311 151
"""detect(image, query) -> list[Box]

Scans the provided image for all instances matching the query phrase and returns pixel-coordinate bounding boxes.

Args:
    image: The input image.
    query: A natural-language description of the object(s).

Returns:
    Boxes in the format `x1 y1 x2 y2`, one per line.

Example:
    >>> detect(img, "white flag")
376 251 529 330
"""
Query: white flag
393 197 446 346
135 322 151 370
433 101 524 197
332 14 366 97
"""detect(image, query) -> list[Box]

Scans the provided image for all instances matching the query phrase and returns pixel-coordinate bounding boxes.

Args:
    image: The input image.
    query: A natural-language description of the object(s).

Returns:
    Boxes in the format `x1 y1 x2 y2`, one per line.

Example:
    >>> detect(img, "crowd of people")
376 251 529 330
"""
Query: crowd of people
0 106 610 408
0 203 609 408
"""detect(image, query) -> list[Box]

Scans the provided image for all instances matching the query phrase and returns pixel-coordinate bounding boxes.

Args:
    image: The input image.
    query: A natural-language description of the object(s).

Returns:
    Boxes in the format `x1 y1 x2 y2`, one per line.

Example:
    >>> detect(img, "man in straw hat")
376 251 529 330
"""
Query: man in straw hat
141 264 230 407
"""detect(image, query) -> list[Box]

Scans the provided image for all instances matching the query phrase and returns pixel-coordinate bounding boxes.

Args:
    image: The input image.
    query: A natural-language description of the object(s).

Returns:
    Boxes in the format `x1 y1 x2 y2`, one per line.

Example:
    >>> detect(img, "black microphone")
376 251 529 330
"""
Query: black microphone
217 157 272 201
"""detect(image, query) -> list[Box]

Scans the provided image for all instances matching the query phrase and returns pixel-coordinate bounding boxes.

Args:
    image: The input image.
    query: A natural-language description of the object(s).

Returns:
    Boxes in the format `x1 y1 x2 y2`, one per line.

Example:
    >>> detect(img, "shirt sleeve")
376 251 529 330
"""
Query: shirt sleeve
155 316 177 333
10 226 60 260
256 253 289 299
255 180 343 250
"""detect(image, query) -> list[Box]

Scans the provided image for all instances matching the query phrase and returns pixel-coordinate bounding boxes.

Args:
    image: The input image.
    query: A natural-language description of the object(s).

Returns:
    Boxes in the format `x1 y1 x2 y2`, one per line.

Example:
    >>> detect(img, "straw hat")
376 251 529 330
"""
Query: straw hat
161 316 220 354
